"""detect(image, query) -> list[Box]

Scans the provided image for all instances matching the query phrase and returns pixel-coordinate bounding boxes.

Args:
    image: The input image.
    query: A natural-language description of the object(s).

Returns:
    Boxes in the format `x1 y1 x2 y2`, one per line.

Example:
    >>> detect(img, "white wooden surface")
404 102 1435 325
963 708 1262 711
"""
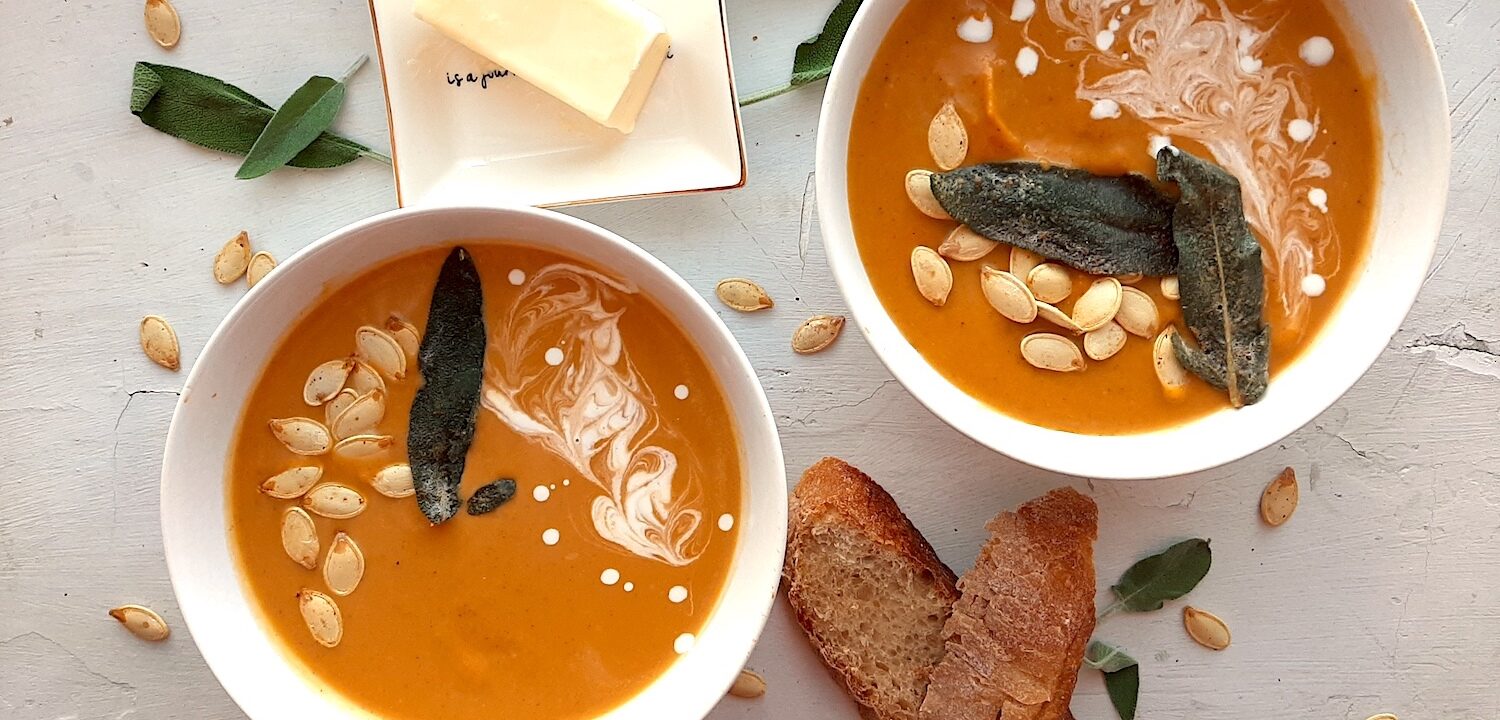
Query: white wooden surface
0 0 1496 718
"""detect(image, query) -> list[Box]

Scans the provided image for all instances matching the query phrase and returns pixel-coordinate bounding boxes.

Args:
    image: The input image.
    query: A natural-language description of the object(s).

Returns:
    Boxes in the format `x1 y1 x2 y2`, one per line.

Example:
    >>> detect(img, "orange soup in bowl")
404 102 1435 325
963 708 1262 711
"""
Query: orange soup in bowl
848 0 1379 434
228 244 741 719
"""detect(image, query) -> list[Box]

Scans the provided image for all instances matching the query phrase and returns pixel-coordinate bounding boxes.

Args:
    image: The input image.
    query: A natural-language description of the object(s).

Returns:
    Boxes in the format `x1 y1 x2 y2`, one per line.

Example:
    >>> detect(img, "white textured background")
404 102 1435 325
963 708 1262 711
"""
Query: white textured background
1 0 1496 718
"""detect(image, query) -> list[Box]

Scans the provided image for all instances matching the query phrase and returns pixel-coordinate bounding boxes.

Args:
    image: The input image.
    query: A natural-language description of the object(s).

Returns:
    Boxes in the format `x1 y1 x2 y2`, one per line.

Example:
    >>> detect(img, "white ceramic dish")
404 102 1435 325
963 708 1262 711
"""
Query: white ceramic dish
367 0 747 208
160 206 786 720
815 0 1450 479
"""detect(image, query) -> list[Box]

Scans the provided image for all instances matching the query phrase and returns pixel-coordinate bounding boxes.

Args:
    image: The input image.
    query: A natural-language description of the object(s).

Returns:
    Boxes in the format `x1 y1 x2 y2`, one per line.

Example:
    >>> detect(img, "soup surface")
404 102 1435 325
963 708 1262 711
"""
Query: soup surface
229 244 741 719
848 0 1379 434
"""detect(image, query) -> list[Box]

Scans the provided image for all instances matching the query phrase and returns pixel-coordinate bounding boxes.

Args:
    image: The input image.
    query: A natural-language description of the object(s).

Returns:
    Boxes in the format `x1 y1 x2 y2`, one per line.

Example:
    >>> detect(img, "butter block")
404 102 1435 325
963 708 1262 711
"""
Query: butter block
415 0 670 133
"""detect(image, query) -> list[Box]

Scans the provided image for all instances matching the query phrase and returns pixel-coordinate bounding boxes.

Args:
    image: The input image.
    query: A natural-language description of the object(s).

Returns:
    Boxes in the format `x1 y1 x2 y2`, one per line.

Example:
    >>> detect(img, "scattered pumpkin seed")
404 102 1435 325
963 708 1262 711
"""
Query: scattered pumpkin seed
303 358 354 405
297 589 343 648
322 532 365 596
354 325 407 380
1083 321 1127 361
1260 467 1299 526
385 315 420 358
212 231 251 284
1161 275 1181 300
792 315 846 354
331 389 385 440
1026 263 1073 304
304 483 367 519
927 101 969 171
1021 333 1085 372
108 604 170 641
715 278 774 312
1010 247 1043 281
280 507 320 569
333 434 393 460
1153 327 1190 393
269 417 332 455
347 361 386 396
260 466 323 499
1115 272 1144 284
910 246 953 307
325 388 359 427
143 0 182 49
1182 606 1231 650
246 251 276 288
937 225 1000 262
1116 286 1161 338
139 315 181 371
904 169 951 220
1035 301 1083 333
728 669 767 699
370 463 415 498
1071 277 1123 332
1364 715 1399 720
980 266 1037 323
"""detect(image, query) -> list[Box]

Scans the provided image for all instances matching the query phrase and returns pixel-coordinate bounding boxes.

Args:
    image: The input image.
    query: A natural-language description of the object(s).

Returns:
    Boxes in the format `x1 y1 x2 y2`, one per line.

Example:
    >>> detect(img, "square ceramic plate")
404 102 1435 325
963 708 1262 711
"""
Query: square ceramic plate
367 0 747 208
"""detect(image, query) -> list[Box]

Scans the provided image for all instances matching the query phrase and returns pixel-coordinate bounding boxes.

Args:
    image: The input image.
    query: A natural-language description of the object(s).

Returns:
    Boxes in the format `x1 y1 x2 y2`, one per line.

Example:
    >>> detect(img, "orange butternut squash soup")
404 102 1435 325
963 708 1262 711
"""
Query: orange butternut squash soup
228 244 742 719
848 0 1379 434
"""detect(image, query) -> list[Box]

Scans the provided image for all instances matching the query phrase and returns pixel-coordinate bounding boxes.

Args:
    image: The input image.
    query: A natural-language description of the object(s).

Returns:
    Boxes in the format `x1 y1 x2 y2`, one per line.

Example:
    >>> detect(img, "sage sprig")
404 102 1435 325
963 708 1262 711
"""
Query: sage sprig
129 62 389 173
739 0 863 106
1086 641 1140 720
236 56 368 179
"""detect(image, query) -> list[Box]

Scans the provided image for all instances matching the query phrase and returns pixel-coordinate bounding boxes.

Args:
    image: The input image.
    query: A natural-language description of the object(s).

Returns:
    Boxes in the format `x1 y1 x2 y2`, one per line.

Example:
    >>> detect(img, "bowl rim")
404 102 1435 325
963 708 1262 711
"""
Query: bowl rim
813 0 1451 480
159 204 787 719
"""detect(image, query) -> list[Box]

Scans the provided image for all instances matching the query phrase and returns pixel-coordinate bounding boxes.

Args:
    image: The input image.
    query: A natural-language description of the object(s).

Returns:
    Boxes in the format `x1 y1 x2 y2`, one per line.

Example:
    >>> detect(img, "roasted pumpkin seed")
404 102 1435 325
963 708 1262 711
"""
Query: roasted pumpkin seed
269 417 332 455
303 358 354 405
139 315 181 371
347 361 386 396
280 507 320 569
331 389 385 440
325 388 359 427
143 0 182 48
980 266 1037 323
1364 715 1398 720
304 483 367 519
1026 263 1073 304
928 101 969 171
1035 301 1083 333
910 246 953 306
108 604 170 641
937 225 1000 262
1021 333 1085 372
246 251 276 288
1010 247 1043 281
297 589 343 648
792 315 845 354
1183 606 1231 650
1071 277 1123 332
1116 286 1160 338
385 315 420 358
1153 327 1190 393
260 466 322 499
213 231 251 284
904 169 951 220
1083 321 1127 361
1260 467 1299 526
355 325 407 380
715 278 774 312
370 463 415 498
1115 272 1144 284
322 532 365 596
333 434 393 460
1161 275 1181 300
728 669 767 699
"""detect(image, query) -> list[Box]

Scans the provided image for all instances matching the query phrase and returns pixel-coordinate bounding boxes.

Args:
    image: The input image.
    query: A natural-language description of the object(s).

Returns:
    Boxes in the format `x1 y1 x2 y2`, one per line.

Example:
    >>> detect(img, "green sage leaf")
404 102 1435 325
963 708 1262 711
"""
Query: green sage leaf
129 62 379 170
1110 538 1212 612
1102 662 1140 720
739 0 863 106
1084 639 1138 673
1157 148 1270 407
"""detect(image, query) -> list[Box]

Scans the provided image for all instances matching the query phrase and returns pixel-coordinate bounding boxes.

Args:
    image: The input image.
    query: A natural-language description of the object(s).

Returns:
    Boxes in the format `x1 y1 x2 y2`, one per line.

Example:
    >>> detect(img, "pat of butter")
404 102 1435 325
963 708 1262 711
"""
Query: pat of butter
414 0 670 133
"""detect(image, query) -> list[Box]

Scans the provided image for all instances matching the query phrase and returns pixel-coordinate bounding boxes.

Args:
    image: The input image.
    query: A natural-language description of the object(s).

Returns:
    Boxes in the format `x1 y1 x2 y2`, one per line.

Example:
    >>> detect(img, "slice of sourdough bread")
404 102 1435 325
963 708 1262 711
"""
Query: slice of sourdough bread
784 457 961 720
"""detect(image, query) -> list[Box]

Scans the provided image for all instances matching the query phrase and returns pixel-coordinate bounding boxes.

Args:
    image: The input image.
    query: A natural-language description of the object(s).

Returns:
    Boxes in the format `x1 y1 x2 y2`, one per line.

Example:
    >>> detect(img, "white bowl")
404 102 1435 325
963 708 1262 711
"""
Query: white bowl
815 0 1450 479
160 206 787 719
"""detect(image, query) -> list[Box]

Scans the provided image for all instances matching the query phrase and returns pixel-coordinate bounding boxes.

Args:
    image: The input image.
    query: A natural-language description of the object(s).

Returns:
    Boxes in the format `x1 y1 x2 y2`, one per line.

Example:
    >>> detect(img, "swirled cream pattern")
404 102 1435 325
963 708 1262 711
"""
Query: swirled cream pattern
481 264 705 566
1042 0 1336 328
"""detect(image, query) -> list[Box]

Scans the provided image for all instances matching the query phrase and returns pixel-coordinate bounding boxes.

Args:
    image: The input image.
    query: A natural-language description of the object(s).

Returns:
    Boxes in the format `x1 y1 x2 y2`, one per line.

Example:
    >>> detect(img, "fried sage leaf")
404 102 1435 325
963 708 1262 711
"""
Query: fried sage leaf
466 478 517 516
409 247 486 525
1157 148 1270 407
930 163 1177 275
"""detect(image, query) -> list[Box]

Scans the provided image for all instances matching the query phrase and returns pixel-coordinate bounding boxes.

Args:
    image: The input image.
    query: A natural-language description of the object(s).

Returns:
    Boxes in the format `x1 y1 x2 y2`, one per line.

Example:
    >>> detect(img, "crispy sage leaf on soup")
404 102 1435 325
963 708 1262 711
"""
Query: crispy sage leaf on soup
466 478 517 516
930 162 1177 275
409 247 486 525
1111 538 1212 612
1157 148 1270 407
